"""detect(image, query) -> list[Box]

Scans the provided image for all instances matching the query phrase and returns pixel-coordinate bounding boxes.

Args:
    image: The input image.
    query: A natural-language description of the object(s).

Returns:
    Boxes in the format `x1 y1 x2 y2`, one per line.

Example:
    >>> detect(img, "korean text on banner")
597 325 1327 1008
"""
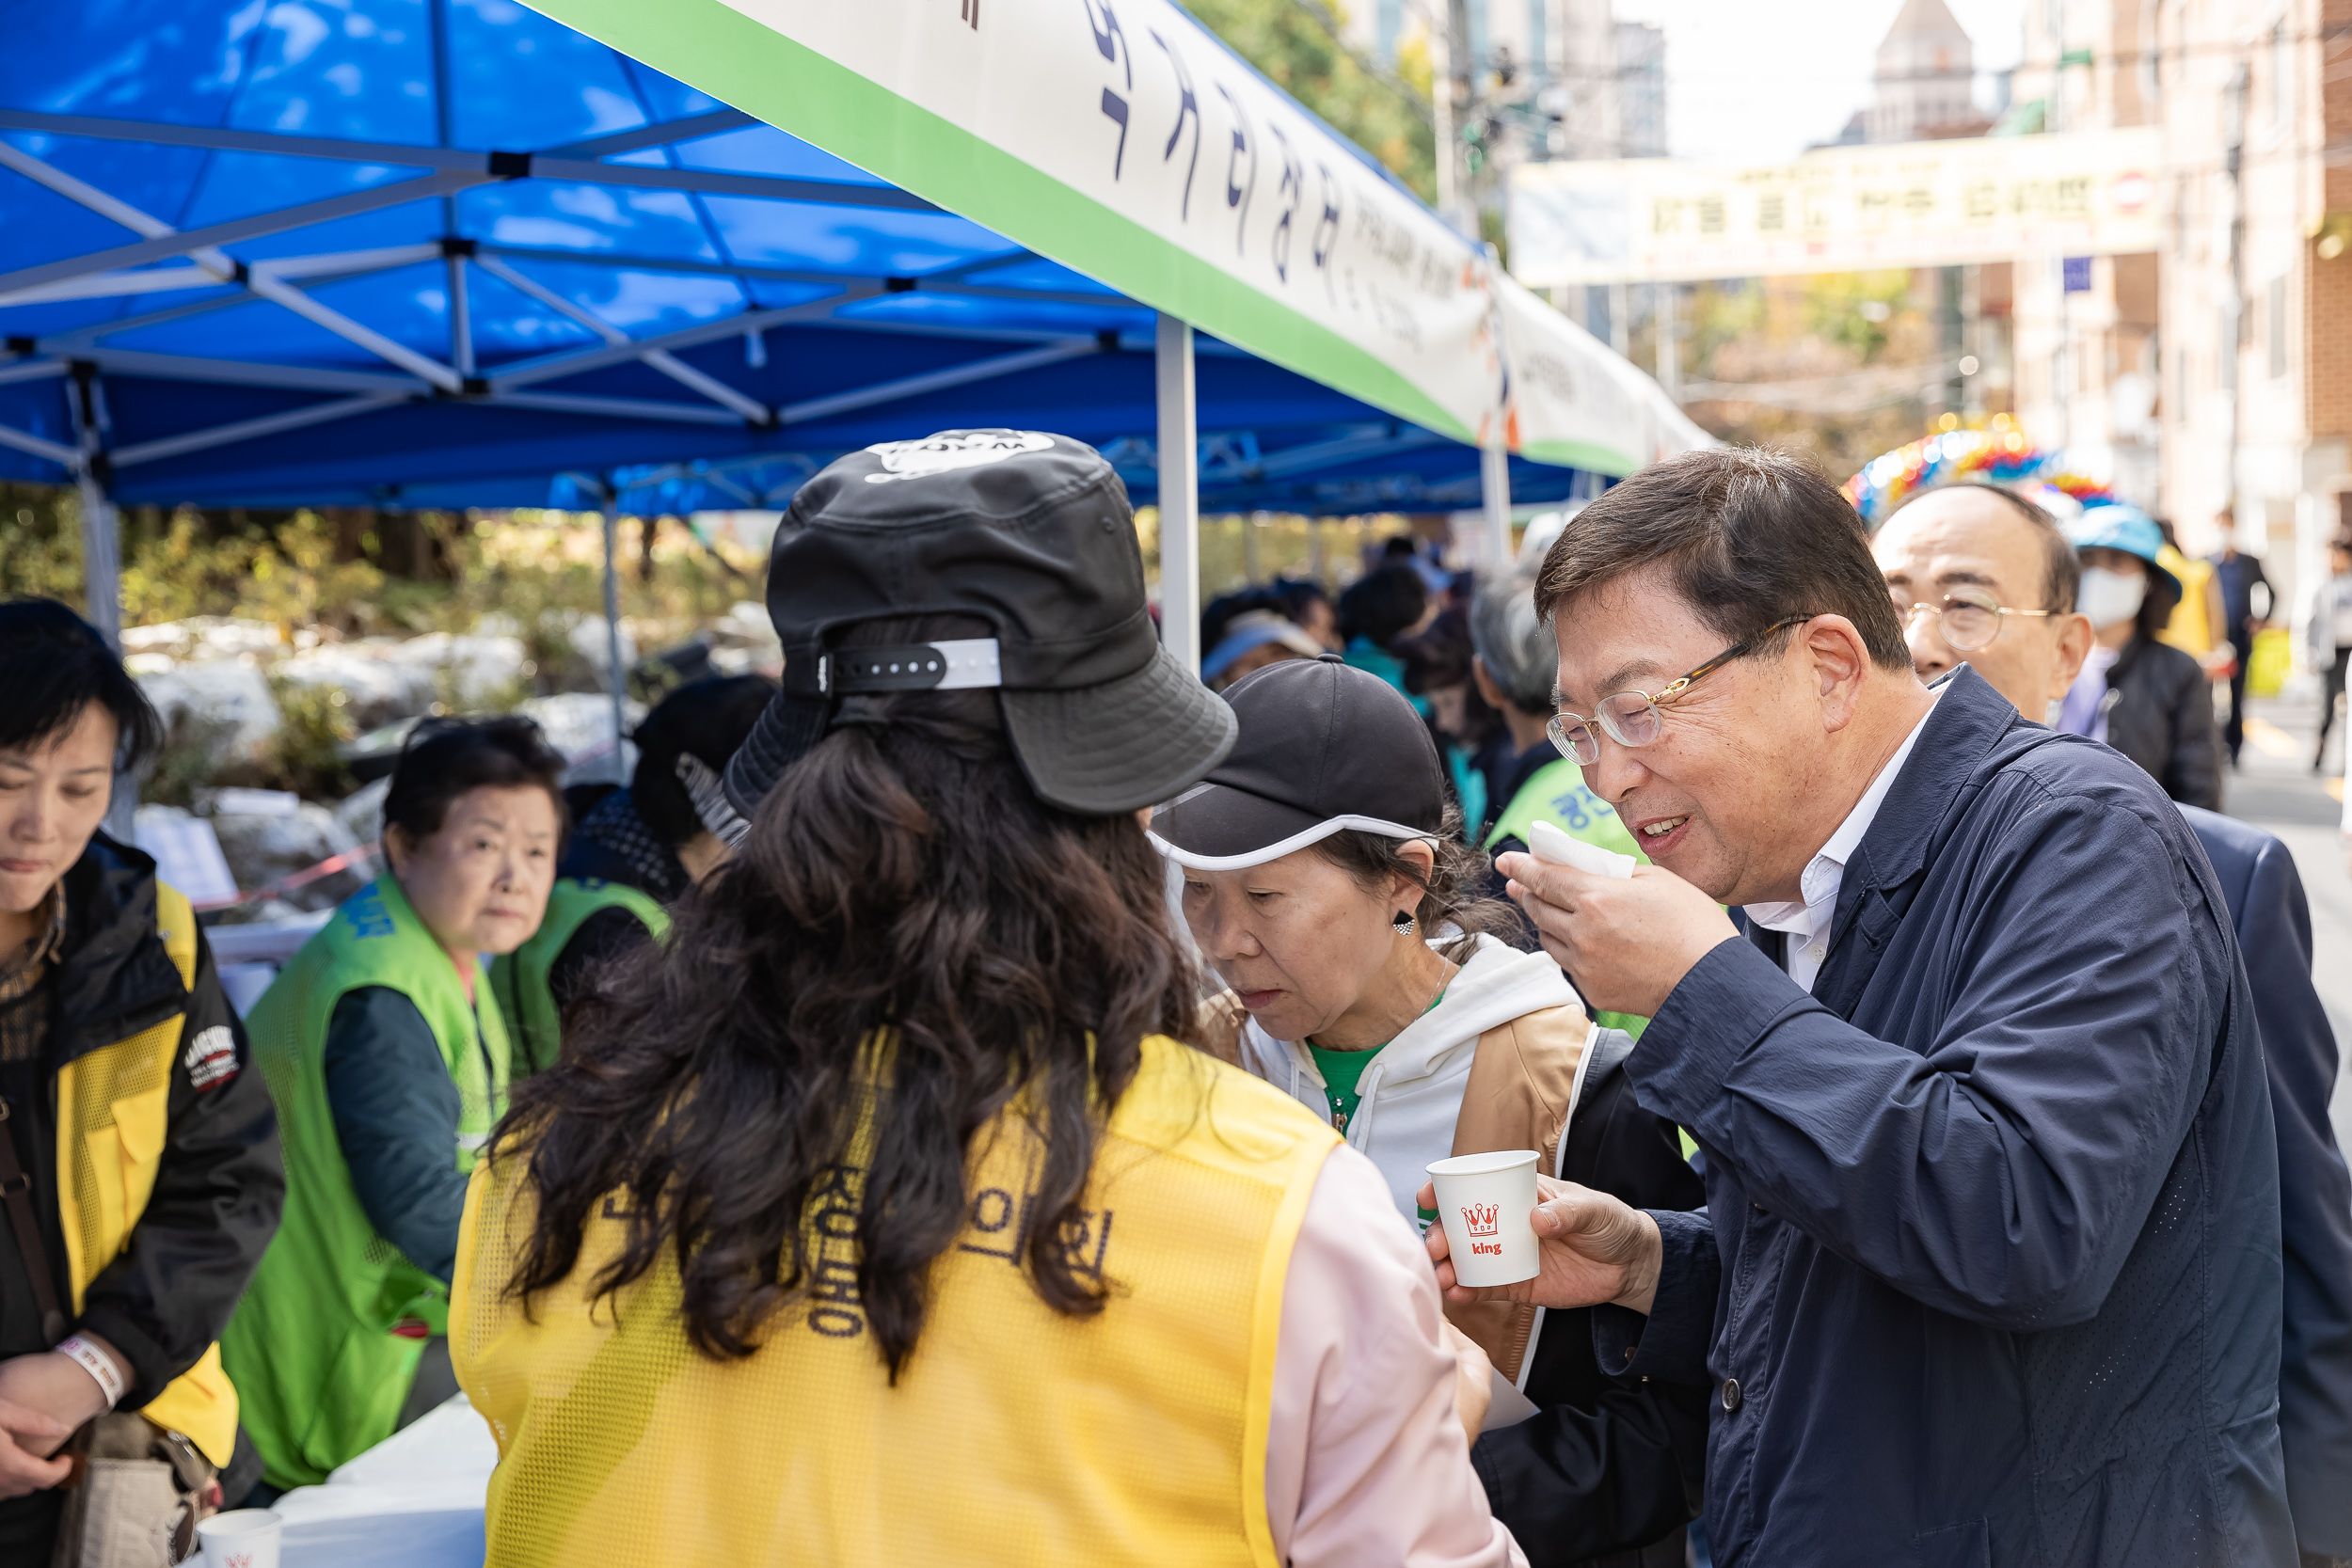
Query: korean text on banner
522 0 1503 447
1508 127 2163 288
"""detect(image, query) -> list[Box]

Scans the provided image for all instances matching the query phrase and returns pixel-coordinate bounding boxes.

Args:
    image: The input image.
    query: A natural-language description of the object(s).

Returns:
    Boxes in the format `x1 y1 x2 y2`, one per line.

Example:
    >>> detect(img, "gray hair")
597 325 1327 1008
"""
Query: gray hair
1468 567 1554 716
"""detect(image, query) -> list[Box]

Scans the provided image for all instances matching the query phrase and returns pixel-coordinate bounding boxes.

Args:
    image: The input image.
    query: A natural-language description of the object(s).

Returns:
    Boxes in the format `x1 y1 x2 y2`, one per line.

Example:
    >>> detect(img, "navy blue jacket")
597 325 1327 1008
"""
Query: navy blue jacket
1599 666 2295 1568
2182 805 2352 1557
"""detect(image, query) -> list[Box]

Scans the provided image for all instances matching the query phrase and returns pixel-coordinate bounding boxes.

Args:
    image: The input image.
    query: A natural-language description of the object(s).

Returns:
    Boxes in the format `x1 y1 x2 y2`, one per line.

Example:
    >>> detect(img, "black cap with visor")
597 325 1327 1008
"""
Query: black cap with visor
724 430 1237 819
1149 655 1446 870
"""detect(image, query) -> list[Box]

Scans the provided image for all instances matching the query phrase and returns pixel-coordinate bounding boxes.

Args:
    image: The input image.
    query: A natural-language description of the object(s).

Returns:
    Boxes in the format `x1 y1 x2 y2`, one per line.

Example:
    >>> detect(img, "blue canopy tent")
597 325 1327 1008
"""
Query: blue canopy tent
0 0 1687 732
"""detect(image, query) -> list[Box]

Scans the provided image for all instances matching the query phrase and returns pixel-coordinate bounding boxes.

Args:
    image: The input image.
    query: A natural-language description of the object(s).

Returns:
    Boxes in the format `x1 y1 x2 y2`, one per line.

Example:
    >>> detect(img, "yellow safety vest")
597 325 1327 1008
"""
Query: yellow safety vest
454 1034 1340 1567
56 883 239 1466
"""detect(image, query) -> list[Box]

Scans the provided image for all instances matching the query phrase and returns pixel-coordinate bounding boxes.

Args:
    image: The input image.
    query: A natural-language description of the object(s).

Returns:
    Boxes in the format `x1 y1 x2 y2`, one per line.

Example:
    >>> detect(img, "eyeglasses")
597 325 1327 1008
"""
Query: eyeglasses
1546 614 1818 766
1893 590 2055 653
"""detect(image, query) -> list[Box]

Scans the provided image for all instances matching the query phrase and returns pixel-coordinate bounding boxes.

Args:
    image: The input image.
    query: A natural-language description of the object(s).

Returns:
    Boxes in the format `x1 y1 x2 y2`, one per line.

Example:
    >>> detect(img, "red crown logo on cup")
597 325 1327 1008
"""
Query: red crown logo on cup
1464 1201 1500 1238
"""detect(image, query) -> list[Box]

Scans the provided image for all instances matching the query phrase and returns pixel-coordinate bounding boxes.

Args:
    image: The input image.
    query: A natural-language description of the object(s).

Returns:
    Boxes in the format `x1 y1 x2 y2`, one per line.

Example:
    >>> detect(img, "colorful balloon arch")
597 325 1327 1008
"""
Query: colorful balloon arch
1843 425 2116 529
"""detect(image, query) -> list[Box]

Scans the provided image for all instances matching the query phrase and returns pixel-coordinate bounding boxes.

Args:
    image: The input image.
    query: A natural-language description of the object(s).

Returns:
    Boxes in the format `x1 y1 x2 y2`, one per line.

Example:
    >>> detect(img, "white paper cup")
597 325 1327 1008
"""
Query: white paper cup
199 1509 283 1568
1427 1148 1541 1287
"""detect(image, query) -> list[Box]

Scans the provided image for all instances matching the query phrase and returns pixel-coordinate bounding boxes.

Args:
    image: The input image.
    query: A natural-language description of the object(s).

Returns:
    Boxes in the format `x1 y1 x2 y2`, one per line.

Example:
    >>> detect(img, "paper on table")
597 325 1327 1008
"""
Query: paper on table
1527 819 1635 879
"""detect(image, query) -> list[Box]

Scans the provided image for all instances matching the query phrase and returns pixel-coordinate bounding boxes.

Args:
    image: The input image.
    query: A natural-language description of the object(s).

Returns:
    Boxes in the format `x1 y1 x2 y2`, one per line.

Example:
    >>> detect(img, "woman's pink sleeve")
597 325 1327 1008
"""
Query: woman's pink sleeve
1265 1145 1530 1568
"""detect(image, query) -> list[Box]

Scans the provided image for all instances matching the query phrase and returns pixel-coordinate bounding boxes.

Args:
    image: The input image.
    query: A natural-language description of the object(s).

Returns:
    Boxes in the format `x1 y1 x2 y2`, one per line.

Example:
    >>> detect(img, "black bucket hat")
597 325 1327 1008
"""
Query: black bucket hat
1149 655 1446 869
723 430 1237 818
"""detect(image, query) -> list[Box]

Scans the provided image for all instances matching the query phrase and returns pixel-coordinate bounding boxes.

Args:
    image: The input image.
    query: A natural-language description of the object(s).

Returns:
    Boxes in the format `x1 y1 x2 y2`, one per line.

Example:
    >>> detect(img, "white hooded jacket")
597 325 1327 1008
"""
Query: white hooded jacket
1235 933 1583 1222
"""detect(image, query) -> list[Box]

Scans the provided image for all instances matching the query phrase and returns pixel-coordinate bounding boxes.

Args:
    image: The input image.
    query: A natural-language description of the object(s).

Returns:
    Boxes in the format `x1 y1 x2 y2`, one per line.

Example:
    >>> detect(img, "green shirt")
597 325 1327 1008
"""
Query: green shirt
1307 1043 1377 1135
1309 985 1449 1225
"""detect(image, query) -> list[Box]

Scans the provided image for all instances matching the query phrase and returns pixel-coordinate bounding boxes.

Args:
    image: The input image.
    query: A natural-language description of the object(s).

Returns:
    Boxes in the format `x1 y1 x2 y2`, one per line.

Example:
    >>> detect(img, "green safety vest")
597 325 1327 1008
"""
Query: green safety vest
1486 758 1652 1038
220 875 513 1490
490 877 670 1076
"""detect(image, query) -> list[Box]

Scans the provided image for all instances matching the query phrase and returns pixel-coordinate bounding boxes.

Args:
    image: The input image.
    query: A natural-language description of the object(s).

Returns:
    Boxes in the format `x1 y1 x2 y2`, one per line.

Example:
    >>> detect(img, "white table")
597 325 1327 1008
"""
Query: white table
272 1395 493 1568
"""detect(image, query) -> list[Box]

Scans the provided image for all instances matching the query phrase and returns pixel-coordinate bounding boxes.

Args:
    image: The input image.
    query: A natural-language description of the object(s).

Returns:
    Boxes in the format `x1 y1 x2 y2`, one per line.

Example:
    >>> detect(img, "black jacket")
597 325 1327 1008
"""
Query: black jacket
2100 635 2221 808
47 835 284 1403
1471 1032 1710 1566
2183 806 2352 1557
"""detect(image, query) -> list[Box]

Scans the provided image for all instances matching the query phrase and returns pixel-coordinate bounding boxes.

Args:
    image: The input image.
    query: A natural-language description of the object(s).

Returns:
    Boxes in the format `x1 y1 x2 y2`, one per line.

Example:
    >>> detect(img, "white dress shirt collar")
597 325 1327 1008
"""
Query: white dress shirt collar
1744 689 1941 992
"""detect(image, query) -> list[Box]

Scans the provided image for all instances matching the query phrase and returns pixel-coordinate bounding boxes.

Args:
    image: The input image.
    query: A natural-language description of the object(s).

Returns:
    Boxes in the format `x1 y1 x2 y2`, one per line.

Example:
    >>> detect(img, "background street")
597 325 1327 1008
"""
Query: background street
2230 691 2351 1163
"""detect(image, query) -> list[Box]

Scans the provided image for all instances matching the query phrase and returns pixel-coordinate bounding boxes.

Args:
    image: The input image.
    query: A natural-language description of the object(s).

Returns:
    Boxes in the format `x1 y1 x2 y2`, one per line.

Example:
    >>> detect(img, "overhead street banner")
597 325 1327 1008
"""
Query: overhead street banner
1509 128 2163 286
522 0 1706 474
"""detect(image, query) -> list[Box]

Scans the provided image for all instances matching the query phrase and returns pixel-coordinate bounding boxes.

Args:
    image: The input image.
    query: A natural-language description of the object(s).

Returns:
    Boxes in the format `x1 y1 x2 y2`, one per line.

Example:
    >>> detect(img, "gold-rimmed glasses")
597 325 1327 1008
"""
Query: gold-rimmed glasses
1546 614 1819 766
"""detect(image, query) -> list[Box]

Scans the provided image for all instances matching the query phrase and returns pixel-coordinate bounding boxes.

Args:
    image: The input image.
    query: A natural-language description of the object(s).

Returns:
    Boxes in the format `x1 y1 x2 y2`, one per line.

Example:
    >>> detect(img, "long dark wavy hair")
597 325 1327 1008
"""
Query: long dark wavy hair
493 615 1199 1378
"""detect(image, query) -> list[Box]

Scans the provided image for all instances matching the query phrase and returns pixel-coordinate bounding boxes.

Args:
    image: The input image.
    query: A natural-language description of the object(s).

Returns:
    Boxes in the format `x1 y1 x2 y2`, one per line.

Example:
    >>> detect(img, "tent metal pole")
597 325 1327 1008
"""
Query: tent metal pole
1481 441 1513 566
63 366 120 651
67 364 132 839
598 499 628 777
1154 313 1200 676
74 470 121 652
80 463 135 842
446 252 474 377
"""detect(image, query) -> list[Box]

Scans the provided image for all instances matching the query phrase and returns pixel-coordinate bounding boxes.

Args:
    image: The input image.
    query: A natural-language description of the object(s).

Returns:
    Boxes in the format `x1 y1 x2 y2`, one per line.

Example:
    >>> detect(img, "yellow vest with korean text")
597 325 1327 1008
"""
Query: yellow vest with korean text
453 1034 1341 1567
56 883 239 1465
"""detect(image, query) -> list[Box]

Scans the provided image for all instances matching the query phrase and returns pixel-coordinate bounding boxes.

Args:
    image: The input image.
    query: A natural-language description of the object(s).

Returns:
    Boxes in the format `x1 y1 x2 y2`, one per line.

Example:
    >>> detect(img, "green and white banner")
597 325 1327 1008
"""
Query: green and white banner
1495 273 1708 475
529 0 1704 475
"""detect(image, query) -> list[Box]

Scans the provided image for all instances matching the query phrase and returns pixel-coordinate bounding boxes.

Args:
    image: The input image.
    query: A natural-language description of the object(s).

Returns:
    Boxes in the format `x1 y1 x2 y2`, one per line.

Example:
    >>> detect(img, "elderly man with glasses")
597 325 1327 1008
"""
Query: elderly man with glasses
1872 483 2352 1568
1422 449 2295 1568
1870 483 2094 727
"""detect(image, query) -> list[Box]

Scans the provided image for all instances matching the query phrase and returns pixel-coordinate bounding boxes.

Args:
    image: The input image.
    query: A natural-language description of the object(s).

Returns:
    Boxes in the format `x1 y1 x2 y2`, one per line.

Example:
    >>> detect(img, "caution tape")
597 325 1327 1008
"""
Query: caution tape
193 841 381 912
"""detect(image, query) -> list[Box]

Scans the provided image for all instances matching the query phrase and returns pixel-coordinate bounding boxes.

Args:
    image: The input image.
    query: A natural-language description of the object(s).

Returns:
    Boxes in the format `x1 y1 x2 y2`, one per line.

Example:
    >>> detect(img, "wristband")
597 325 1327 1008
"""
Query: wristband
54 1335 124 1410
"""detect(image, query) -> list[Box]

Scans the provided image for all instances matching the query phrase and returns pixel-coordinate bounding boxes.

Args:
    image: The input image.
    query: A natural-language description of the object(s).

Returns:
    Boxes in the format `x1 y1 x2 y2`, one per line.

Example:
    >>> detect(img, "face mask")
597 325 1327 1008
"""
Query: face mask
2076 565 2147 630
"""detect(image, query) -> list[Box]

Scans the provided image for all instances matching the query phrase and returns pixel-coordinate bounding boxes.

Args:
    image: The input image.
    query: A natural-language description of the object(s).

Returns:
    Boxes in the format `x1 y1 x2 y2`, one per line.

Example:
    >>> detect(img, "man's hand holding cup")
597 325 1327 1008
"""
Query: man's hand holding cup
1495 833 1738 1019
1420 1175 1664 1318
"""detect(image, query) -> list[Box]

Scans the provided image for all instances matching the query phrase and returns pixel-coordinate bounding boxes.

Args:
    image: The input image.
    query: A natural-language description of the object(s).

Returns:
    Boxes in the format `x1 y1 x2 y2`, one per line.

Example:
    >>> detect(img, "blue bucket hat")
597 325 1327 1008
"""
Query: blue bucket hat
2065 503 2182 604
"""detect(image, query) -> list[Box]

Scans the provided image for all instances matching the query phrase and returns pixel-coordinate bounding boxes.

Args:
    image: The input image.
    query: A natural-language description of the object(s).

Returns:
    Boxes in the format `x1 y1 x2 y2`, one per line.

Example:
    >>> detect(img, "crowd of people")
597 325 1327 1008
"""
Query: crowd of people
0 430 2347 1567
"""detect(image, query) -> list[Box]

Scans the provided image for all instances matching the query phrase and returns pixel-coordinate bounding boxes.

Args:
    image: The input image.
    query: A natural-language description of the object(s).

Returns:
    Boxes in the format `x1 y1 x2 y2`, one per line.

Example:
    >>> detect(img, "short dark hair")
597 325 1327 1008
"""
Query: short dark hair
382 716 569 847
629 674 777 847
1266 578 1331 626
1397 607 1475 694
1883 482 2080 613
0 598 165 770
1338 564 1429 651
1533 448 1911 672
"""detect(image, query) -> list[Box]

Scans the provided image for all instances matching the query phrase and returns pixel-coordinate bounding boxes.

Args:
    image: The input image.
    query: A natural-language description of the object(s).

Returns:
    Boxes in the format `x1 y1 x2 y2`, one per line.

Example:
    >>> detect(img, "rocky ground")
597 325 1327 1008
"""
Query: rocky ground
123 604 782 915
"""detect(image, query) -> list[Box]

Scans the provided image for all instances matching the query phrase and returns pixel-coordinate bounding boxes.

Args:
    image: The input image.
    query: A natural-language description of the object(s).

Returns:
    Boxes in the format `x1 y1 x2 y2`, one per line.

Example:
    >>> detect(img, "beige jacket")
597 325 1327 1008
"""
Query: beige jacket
1198 936 1592 1383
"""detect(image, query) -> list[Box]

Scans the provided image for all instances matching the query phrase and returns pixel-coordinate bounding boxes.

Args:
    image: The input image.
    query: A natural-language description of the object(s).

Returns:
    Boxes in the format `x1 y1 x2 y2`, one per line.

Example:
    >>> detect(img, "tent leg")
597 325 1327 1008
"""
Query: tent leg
446 250 474 376
75 468 122 653
599 505 628 776
1155 313 1200 676
77 466 134 839
1481 441 1513 567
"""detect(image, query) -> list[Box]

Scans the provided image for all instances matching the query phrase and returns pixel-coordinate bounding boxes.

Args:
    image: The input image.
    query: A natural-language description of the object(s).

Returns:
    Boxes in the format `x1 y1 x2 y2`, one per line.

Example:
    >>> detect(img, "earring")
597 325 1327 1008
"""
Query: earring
1391 910 1417 936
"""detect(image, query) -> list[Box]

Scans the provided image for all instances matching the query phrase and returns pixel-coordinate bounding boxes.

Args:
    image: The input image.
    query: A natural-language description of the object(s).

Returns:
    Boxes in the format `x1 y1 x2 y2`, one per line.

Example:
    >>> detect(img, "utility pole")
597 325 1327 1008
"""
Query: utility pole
1655 284 1681 402
1438 0 1476 236
2222 60 2247 514
2049 3 2072 454
1432 3 1459 230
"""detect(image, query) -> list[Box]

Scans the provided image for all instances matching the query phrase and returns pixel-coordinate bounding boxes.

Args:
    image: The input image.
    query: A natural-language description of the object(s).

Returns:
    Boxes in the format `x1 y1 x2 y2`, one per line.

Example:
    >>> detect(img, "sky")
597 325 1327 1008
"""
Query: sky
1611 0 2027 163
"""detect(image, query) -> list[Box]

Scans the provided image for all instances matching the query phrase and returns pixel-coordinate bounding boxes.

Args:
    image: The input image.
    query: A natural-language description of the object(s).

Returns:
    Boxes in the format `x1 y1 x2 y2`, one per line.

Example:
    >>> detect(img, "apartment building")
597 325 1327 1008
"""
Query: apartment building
2159 0 2346 626
2004 0 2165 510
